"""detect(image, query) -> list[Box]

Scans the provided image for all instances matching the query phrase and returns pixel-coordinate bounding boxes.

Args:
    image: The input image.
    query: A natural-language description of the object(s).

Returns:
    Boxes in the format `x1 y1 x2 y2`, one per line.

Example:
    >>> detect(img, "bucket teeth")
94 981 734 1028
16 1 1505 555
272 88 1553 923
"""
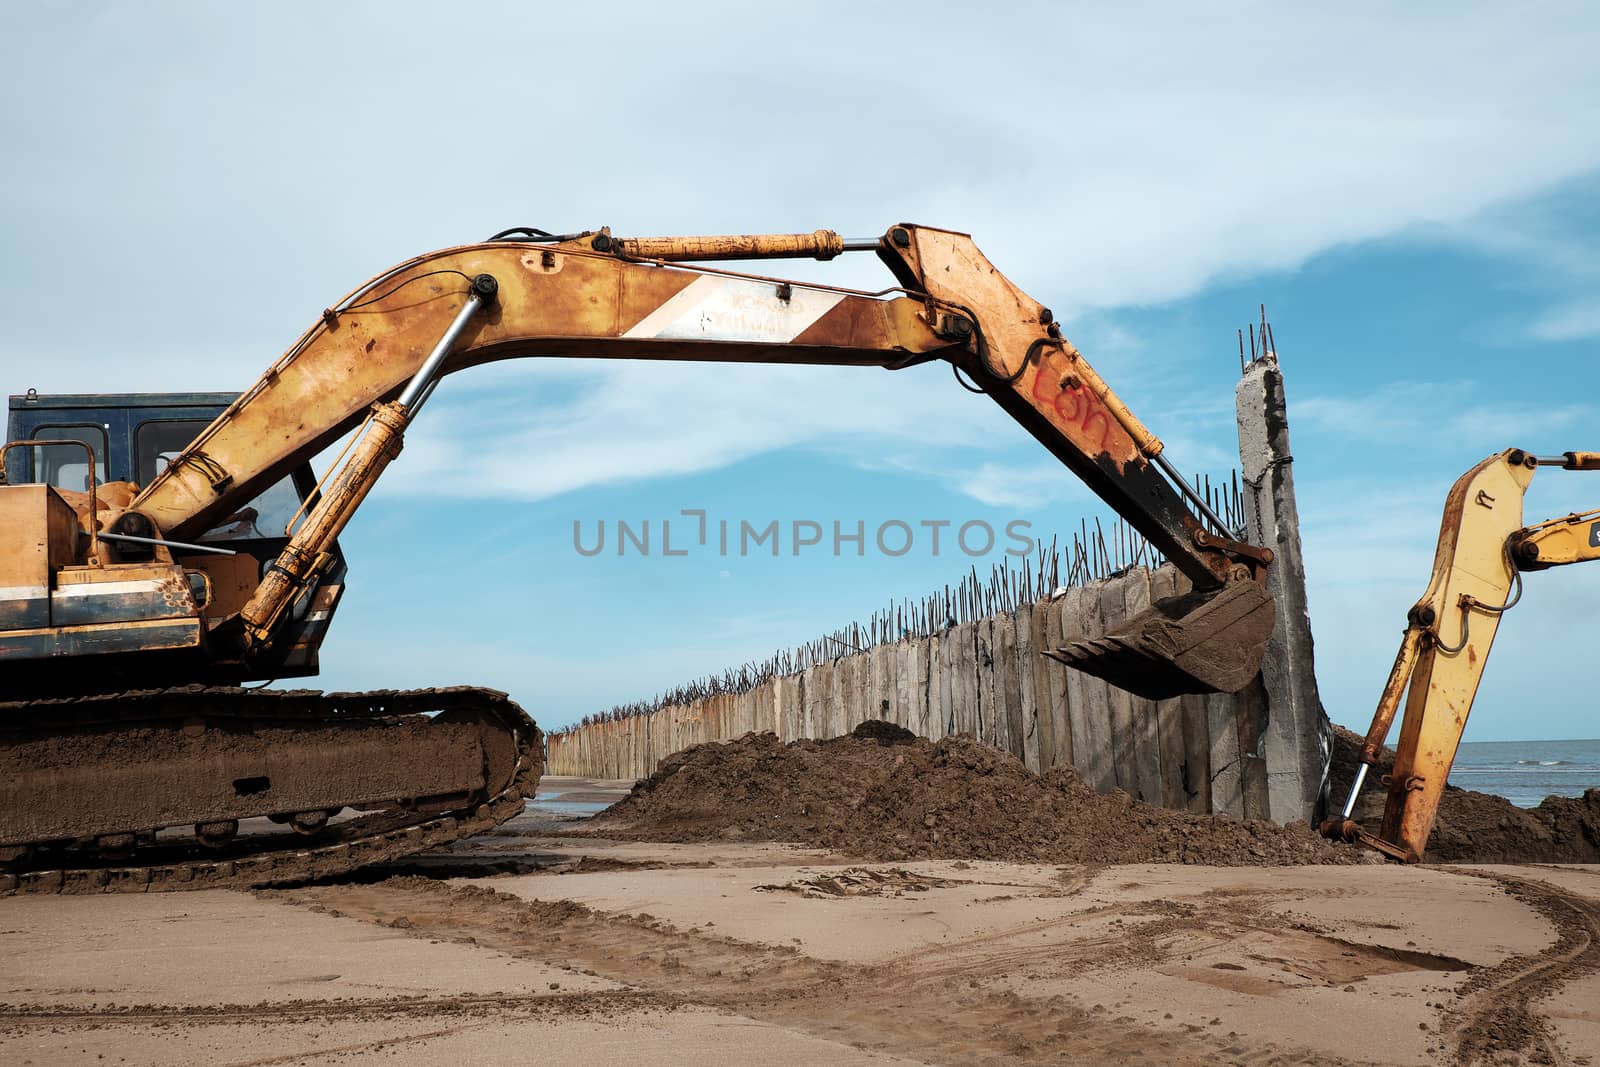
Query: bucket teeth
1046 580 1275 700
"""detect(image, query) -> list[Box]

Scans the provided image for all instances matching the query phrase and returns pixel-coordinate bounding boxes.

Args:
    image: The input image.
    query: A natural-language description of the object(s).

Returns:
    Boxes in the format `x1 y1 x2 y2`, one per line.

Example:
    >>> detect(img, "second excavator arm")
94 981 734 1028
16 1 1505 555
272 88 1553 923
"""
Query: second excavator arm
1325 448 1600 860
130 223 1275 698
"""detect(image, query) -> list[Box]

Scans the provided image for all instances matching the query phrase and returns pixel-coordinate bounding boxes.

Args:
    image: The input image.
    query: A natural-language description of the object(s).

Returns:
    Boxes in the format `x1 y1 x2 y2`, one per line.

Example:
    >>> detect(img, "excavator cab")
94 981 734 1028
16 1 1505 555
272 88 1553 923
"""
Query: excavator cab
3 391 346 687
2 393 534 889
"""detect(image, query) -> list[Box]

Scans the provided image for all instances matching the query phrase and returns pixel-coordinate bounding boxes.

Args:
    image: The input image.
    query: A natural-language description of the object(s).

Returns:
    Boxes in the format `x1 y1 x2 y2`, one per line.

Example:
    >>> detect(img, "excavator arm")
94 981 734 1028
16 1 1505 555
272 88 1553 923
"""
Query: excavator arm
0 222 1281 890
1325 448 1600 861
113 224 1274 697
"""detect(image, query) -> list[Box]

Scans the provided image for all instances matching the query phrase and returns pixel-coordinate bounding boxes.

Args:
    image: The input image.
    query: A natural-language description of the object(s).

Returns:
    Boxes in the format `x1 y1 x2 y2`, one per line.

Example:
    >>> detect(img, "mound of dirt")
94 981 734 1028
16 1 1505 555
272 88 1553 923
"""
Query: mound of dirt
587 725 1358 866
1329 726 1600 863
850 719 917 745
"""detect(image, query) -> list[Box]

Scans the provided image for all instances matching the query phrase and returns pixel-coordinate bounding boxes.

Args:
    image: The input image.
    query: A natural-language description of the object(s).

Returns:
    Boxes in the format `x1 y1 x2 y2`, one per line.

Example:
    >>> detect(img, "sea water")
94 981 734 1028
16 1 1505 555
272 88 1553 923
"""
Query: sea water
527 786 611 818
1448 738 1600 808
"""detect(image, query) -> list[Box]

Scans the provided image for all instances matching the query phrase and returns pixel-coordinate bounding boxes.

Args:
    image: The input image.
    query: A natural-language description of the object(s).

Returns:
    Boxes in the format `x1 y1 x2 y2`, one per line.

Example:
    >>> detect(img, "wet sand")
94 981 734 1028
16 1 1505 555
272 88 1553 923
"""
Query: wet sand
2 777 1597 1065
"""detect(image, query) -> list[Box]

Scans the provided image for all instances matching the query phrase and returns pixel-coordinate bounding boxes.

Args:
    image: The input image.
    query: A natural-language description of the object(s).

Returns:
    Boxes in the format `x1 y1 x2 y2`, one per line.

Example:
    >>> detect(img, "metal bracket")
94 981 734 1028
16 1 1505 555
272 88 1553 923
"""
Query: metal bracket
1185 516 1275 567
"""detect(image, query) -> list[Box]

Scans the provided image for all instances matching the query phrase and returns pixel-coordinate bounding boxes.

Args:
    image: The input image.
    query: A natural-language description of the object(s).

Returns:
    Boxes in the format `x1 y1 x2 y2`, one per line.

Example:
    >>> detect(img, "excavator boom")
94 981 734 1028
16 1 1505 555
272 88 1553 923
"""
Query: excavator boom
129 224 1273 696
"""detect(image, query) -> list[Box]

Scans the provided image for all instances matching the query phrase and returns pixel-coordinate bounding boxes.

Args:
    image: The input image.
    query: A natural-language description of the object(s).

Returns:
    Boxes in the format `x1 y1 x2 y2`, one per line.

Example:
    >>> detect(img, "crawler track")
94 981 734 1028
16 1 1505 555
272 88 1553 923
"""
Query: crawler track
0 686 541 896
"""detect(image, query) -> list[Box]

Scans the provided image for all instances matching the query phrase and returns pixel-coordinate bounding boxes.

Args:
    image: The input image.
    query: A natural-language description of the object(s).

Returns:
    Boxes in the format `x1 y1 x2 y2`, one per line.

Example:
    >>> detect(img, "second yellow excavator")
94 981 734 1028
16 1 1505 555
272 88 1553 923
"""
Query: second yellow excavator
1325 448 1600 861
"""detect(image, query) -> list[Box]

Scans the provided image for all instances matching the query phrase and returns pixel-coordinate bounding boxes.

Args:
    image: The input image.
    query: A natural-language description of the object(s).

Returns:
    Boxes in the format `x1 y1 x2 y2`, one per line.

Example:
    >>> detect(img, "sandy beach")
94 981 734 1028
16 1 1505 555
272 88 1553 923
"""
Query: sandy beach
2 776 1597 1066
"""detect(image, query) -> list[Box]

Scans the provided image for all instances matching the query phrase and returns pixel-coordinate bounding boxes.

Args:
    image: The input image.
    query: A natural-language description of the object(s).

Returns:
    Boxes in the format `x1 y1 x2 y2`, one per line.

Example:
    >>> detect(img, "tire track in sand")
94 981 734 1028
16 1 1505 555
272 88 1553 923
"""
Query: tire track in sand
260 875 1389 1067
1440 868 1600 1066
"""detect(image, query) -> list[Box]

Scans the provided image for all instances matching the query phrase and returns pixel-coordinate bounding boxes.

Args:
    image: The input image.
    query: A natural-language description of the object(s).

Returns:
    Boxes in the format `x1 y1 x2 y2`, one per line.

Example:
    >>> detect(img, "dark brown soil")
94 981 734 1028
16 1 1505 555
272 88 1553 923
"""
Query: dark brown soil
1329 726 1600 863
587 723 1359 866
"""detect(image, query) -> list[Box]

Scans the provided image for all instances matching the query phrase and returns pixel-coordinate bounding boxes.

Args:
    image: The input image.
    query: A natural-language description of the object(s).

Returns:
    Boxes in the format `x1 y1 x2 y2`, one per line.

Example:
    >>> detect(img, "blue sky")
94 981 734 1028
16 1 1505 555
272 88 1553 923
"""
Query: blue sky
4 4 1598 740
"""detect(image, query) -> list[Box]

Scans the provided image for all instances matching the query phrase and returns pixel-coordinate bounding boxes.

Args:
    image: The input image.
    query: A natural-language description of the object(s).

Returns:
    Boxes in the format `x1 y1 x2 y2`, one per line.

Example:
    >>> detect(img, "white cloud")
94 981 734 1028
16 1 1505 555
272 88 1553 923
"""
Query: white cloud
5 6 1595 510
951 461 1092 510
385 359 1008 500
1295 381 1592 448
5 4 1600 389
1411 181 1600 342
384 353 1244 509
1529 300 1600 341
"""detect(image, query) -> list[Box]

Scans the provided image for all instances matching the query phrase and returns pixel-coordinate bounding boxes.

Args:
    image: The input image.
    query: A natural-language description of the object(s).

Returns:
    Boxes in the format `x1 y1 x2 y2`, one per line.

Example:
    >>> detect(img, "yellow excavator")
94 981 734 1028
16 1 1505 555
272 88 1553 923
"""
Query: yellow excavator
1 223 1277 893
1324 448 1600 861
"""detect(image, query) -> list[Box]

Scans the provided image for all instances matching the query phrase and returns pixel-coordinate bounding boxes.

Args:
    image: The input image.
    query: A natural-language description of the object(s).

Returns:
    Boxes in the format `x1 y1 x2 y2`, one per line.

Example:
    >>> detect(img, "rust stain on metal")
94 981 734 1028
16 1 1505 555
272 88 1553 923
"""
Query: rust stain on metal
614 230 846 262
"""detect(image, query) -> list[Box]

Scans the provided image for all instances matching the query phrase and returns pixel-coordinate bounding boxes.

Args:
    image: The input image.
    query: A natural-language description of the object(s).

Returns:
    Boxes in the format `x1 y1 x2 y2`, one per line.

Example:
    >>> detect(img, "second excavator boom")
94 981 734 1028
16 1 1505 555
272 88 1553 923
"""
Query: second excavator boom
1326 448 1600 861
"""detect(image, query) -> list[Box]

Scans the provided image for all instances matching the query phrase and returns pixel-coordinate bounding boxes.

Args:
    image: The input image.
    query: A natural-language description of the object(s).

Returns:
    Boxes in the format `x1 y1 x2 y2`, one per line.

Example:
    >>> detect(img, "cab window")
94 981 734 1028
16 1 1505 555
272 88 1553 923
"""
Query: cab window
135 420 208 487
135 419 302 541
24 425 108 491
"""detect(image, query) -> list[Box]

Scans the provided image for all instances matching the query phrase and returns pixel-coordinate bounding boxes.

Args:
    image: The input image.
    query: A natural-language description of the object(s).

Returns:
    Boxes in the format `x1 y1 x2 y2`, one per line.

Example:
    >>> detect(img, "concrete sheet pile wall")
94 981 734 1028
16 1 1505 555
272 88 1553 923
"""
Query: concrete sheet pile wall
549 333 1326 824
545 562 1274 820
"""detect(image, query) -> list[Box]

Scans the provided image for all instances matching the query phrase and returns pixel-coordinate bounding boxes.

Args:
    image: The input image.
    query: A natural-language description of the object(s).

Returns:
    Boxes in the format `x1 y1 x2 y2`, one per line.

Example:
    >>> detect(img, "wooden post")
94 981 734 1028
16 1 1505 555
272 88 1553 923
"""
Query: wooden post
1235 677 1272 821
1152 566 1203 809
899 640 925 736
1042 595 1073 771
1014 608 1041 772
870 642 893 724
829 658 850 738
940 627 960 737
1098 577 1141 798
848 652 870 732
1121 567 1170 806
951 621 978 737
1207 689 1246 818
774 674 796 740
974 619 997 748
1061 585 1115 793
653 706 669 774
998 611 1026 762
804 662 829 740
1027 601 1055 771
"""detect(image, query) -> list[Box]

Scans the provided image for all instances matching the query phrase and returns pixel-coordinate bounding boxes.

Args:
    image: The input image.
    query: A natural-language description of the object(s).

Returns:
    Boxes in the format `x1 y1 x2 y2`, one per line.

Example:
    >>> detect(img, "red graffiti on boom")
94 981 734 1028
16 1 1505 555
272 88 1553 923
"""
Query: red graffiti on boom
1029 358 1118 456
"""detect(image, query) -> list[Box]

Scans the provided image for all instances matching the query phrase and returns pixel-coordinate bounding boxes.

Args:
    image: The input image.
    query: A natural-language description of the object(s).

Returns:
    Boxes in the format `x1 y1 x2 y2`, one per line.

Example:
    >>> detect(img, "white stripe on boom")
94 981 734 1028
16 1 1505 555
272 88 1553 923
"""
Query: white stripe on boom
622 275 844 343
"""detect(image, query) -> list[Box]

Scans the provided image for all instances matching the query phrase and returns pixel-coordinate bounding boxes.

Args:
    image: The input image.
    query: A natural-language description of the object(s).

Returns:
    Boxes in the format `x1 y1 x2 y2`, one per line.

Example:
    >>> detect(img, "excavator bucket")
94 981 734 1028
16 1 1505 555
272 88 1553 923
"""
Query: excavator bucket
1044 581 1275 700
